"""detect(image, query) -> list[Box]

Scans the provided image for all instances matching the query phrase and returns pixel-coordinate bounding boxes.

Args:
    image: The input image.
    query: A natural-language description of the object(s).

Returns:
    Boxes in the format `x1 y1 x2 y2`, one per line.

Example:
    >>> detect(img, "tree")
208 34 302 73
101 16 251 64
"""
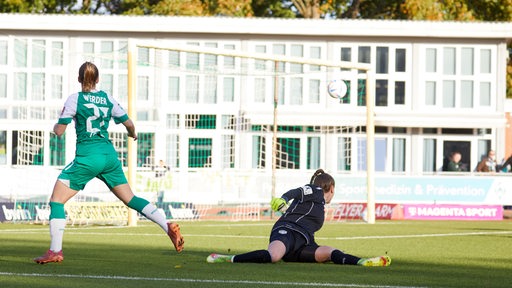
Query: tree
0 0 76 13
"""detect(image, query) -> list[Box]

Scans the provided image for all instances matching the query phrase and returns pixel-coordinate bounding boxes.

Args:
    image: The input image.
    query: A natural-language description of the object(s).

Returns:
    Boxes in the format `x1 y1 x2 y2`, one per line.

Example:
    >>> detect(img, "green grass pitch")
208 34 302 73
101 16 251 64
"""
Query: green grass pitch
1 220 511 288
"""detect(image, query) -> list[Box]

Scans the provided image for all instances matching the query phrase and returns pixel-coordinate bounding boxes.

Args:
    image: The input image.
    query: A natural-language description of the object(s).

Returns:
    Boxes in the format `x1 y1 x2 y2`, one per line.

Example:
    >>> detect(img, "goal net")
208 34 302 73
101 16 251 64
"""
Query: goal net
127 41 376 223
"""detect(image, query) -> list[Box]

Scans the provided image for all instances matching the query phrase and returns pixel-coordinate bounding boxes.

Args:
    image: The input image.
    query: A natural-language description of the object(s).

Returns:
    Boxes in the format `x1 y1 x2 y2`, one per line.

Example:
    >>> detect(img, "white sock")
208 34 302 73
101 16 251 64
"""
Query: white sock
141 203 168 232
49 218 66 252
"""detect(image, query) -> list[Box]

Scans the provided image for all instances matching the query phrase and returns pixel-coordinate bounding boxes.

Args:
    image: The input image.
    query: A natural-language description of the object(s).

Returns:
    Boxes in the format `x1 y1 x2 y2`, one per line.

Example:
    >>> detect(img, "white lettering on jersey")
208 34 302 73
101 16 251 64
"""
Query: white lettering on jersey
83 95 107 105
303 185 313 195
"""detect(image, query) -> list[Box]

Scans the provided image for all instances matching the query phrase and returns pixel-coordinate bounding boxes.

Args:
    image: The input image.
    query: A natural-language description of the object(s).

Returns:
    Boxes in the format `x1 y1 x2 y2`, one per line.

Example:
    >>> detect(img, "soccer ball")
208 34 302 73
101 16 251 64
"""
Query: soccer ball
327 79 348 99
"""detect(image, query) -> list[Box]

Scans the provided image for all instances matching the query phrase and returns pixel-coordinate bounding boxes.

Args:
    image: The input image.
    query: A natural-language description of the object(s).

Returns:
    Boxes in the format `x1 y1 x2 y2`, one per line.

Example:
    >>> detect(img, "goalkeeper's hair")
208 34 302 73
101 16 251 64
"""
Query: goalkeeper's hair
310 169 335 193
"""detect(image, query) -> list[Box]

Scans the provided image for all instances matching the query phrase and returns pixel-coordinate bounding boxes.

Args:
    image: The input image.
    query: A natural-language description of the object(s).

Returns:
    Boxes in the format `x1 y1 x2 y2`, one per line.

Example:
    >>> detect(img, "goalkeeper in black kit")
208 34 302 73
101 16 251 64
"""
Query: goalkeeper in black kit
207 169 391 267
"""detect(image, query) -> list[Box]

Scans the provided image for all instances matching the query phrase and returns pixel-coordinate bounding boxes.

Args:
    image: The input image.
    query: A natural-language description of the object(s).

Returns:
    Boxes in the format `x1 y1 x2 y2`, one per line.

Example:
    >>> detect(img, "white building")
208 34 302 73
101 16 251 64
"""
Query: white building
0 14 511 205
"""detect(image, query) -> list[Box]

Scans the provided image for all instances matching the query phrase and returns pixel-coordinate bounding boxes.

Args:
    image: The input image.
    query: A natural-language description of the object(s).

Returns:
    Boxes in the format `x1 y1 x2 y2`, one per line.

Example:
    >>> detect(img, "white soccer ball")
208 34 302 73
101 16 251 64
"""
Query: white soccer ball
327 79 348 99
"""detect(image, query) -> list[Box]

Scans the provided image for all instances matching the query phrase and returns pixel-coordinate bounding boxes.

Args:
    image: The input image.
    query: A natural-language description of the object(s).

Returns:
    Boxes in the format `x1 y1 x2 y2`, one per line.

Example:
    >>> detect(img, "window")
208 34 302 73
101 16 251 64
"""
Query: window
423 139 436 172
14 72 27 100
204 75 217 104
395 81 405 105
443 47 456 75
32 40 45 68
254 78 266 102
138 47 150 65
357 138 387 172
273 44 286 72
255 45 266 70
50 134 65 166
31 73 45 101
101 41 114 69
425 81 436 105
0 40 7 65
166 134 180 168
186 52 199 70
426 48 437 73
392 138 405 172
376 47 389 74
290 77 303 105
480 49 491 74
186 114 216 129
442 80 455 107
137 76 149 101
189 138 212 168
480 82 491 106
358 46 371 63
310 46 321 71
223 44 235 69
51 74 63 100
0 74 6 98
309 79 320 103
223 77 234 102
222 135 235 168
395 48 406 72
169 50 180 67
205 42 218 70
375 79 388 106
166 114 180 129
340 47 351 71
118 74 127 102
337 137 351 171
137 133 154 167
12 130 44 166
185 75 199 103
460 80 473 108
100 74 113 97
290 44 303 73
461 48 474 75
168 76 179 101
277 138 300 169
307 137 320 169
14 39 27 67
252 135 265 169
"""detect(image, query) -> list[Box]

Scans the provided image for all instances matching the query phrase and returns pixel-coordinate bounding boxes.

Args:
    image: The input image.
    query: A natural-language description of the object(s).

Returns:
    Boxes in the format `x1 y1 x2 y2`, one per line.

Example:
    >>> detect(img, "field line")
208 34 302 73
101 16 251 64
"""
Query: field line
2 229 512 240
0 271 424 288
330 230 512 240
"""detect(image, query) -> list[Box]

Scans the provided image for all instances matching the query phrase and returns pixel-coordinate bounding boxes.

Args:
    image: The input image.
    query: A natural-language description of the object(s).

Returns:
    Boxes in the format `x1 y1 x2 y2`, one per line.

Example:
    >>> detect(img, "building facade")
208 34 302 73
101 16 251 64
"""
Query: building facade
1 14 511 205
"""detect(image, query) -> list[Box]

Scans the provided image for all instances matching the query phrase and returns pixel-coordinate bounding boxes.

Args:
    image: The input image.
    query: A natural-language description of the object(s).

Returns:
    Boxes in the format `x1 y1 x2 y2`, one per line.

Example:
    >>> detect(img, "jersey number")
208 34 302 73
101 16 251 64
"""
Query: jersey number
84 103 108 135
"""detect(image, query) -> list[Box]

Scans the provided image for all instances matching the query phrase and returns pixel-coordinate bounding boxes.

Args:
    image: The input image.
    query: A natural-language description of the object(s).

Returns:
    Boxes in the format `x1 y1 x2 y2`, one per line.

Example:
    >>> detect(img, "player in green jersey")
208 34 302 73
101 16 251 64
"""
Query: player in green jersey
34 62 184 264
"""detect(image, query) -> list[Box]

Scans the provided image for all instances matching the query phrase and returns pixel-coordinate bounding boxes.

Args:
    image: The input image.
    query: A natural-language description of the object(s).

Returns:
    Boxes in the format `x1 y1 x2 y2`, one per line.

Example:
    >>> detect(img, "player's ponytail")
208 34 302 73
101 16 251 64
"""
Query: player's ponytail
310 169 335 193
78 62 99 92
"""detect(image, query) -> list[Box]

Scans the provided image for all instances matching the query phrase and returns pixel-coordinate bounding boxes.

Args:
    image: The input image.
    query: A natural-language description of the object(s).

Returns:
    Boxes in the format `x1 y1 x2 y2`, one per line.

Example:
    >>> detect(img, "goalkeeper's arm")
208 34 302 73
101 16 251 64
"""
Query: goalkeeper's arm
271 186 303 211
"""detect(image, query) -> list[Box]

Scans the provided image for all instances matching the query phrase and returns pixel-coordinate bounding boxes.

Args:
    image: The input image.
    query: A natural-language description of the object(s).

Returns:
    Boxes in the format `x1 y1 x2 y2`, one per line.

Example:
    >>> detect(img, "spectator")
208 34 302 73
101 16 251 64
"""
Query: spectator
446 151 463 172
476 150 497 172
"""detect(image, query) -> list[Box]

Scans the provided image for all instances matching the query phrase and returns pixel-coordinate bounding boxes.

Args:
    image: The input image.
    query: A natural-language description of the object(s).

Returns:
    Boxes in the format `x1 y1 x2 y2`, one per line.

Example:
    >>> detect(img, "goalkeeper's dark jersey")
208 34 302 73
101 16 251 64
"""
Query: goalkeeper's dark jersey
271 184 325 244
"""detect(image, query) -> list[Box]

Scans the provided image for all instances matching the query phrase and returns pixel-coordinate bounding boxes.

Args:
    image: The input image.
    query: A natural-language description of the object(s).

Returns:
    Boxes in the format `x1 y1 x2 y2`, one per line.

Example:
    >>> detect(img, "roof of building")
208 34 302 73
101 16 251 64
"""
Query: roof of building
1 13 512 40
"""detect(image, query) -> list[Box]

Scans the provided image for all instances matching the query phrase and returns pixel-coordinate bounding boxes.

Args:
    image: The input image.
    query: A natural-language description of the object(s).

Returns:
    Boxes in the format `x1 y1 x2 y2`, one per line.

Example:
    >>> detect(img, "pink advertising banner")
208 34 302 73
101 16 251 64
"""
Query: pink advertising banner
403 204 503 220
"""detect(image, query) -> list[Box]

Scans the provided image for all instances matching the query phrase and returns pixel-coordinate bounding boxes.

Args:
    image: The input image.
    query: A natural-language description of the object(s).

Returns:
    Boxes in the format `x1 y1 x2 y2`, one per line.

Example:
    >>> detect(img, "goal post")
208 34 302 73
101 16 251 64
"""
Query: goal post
127 40 376 223
127 39 138 226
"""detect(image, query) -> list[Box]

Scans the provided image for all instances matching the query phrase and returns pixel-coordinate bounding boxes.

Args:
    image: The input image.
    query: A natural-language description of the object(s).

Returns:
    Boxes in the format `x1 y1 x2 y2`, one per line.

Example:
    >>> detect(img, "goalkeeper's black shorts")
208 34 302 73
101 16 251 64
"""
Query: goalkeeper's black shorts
270 226 319 262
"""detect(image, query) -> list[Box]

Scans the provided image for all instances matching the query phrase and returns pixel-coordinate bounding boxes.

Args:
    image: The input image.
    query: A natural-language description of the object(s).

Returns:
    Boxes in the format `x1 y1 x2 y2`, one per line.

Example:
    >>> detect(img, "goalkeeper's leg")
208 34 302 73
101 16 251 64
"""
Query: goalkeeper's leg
208 240 285 263
326 247 391 267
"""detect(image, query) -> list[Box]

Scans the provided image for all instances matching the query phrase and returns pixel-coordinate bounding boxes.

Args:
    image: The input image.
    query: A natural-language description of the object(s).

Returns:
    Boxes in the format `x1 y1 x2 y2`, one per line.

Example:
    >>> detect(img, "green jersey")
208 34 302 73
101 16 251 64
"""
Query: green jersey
57 90 129 156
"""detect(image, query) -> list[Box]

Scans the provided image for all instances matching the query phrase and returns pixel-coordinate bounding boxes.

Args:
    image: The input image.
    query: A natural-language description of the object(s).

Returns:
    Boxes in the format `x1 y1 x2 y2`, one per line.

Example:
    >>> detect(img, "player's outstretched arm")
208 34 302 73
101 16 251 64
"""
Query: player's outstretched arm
53 123 67 137
122 119 137 141
270 197 287 212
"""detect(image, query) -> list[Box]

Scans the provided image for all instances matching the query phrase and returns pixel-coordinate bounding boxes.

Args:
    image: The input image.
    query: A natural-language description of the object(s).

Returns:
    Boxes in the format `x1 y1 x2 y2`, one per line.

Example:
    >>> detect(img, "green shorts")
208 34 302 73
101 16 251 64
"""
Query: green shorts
58 153 128 191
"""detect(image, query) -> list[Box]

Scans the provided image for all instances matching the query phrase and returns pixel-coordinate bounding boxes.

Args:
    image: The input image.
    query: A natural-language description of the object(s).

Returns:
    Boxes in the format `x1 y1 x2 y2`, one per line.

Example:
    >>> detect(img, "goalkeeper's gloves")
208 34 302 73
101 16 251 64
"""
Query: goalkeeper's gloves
271 197 287 212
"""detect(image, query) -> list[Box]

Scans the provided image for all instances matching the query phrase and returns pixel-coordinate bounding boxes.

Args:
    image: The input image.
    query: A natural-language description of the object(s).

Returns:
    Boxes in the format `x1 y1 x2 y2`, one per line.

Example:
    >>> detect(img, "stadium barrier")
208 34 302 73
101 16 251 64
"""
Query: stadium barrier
1 200 509 224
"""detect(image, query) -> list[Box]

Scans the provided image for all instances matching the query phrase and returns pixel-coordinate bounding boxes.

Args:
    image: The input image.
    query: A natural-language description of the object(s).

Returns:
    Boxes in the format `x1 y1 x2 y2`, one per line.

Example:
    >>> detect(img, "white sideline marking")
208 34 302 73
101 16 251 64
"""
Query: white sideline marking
0 272 424 288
